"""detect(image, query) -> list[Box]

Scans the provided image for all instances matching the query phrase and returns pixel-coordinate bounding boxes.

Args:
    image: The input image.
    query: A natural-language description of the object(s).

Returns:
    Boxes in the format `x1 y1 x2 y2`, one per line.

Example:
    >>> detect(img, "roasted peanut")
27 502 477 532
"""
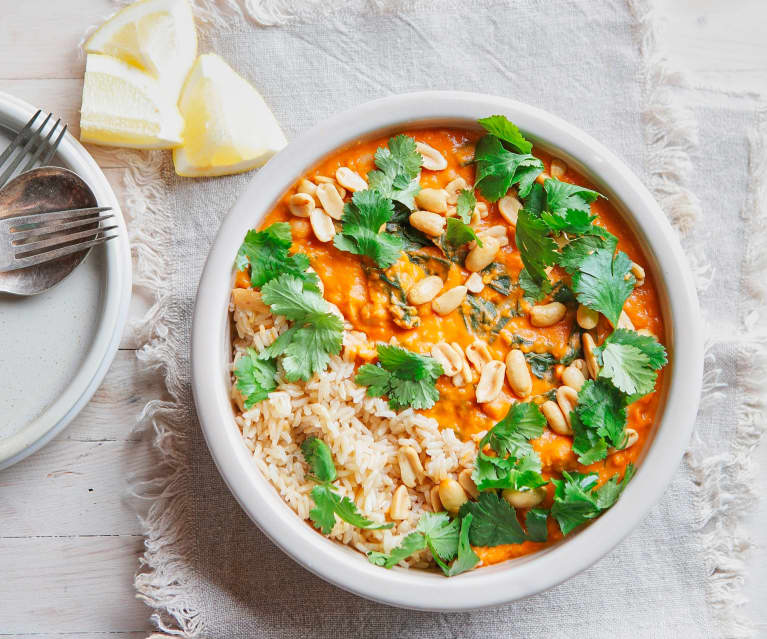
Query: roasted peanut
505 349 532 398
297 178 317 196
315 175 346 198
498 194 522 226
431 342 463 376
571 358 589 378
502 486 547 509
541 400 570 435
582 333 599 379
465 272 484 293
445 177 468 204
409 210 445 236
617 311 634 330
478 225 508 247
231 287 262 312
475 201 489 218
390 485 410 520
561 365 586 391
556 385 579 429
576 304 599 330
438 478 468 514
608 428 639 454
458 468 480 499
398 446 424 487
288 192 314 217
309 208 335 243
465 236 500 272
407 275 444 305
475 360 506 404
465 340 492 372
316 182 345 220
335 166 367 192
416 141 448 171
415 188 448 214
530 302 566 327
429 485 443 512
630 262 645 286
550 158 567 178
432 285 467 316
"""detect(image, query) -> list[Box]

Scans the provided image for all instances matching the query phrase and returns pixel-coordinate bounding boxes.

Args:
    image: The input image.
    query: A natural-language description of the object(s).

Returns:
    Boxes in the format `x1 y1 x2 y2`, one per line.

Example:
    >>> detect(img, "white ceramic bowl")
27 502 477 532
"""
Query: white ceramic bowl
192 91 703 610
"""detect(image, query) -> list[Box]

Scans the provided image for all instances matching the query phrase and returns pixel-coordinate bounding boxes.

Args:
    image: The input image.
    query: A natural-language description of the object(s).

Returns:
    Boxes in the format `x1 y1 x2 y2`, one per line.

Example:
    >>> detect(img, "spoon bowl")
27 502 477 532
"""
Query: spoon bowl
0 166 98 295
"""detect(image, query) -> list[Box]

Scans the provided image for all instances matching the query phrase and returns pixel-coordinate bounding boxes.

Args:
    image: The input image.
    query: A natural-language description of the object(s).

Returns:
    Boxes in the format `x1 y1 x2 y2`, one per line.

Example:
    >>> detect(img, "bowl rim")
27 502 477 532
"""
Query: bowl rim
191 90 703 610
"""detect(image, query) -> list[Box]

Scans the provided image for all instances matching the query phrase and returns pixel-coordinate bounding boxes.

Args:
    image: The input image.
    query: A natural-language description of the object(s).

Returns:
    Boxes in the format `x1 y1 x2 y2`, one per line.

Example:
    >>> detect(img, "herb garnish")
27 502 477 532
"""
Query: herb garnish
472 402 547 492
551 466 635 535
445 217 482 249
259 274 344 382
366 134 423 208
235 222 320 290
333 189 404 269
355 344 443 410
233 348 277 409
301 437 393 534
456 188 477 223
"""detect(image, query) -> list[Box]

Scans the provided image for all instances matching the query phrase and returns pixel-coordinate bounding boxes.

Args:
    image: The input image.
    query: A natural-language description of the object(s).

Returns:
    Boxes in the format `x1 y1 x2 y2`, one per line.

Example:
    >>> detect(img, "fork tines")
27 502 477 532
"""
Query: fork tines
0 109 67 188
0 206 117 272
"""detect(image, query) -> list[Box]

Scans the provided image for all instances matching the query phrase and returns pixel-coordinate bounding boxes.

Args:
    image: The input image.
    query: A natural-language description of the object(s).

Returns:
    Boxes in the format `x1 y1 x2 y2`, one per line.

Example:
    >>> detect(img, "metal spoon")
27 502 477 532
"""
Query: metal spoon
0 167 99 295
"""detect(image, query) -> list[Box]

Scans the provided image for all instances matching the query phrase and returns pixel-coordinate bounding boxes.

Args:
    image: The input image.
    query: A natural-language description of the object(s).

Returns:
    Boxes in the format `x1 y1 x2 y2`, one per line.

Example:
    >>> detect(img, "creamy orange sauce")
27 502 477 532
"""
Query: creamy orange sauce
239 128 667 565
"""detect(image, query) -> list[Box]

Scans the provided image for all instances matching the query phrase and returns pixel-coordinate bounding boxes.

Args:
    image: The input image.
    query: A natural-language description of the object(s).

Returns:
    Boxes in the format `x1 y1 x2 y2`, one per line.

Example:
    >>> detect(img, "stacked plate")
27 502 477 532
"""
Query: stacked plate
0 92 132 469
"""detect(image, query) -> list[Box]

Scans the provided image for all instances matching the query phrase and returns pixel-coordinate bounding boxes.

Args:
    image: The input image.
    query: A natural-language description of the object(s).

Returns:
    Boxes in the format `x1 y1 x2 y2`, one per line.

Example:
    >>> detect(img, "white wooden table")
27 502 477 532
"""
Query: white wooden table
0 1 765 636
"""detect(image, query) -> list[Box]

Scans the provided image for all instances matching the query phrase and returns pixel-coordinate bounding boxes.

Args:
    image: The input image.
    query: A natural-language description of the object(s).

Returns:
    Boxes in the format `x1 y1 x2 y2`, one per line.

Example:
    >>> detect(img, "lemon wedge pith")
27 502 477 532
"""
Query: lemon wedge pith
80 53 184 149
84 0 197 99
173 54 288 178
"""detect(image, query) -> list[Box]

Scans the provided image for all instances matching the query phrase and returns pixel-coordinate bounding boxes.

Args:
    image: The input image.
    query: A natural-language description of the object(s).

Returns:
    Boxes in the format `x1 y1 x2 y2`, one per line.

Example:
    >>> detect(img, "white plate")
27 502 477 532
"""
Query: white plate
192 91 703 610
0 92 132 470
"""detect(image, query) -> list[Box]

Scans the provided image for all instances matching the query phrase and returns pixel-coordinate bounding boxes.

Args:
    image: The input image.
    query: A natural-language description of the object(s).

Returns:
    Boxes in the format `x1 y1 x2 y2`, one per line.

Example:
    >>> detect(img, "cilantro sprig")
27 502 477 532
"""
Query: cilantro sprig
236 222 320 290
260 274 343 382
355 344 443 410
333 189 404 268
368 511 480 576
472 402 547 492
233 348 277 409
367 134 423 208
551 466 635 535
474 135 544 202
301 437 393 534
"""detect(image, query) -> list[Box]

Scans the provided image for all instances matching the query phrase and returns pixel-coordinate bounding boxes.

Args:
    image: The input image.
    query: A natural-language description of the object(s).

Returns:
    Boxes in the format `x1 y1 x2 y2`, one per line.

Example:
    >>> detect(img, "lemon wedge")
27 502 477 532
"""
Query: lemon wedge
173 54 287 177
84 0 197 99
80 53 184 149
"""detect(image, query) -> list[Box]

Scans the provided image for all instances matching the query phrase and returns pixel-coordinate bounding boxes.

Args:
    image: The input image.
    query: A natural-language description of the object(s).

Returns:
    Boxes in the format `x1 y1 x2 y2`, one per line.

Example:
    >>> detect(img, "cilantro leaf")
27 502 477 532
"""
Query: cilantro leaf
302 441 393 534
236 223 318 289
473 403 547 492
233 348 277 409
478 115 533 154
445 514 481 576
366 134 422 208
515 208 559 285
300 436 336 483
595 329 666 396
460 492 528 546
596 329 667 371
518 267 552 303
551 466 634 535
417 512 460 562
525 508 549 542
456 188 477 223
260 274 343 381
576 379 627 446
557 233 613 274
355 344 443 410
570 412 609 465
572 246 635 327
540 208 597 235
367 532 427 568
483 402 546 459
474 135 544 202
308 484 339 534
445 217 482 248
523 182 547 215
543 178 601 214
334 189 404 269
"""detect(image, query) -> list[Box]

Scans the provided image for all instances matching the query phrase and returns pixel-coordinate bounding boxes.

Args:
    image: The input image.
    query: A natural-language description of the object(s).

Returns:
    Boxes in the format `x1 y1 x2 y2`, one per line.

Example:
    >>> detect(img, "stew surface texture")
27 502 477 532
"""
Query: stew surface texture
230 117 668 576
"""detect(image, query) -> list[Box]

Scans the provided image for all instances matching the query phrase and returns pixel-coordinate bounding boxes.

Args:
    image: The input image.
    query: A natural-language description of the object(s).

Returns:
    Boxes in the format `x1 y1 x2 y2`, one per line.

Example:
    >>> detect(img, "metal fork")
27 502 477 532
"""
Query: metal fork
0 206 117 272
0 110 67 188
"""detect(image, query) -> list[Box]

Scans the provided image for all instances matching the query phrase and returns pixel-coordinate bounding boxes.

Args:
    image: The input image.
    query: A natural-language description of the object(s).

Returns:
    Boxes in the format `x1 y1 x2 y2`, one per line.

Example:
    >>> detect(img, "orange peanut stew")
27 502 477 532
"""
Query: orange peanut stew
233 115 668 575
